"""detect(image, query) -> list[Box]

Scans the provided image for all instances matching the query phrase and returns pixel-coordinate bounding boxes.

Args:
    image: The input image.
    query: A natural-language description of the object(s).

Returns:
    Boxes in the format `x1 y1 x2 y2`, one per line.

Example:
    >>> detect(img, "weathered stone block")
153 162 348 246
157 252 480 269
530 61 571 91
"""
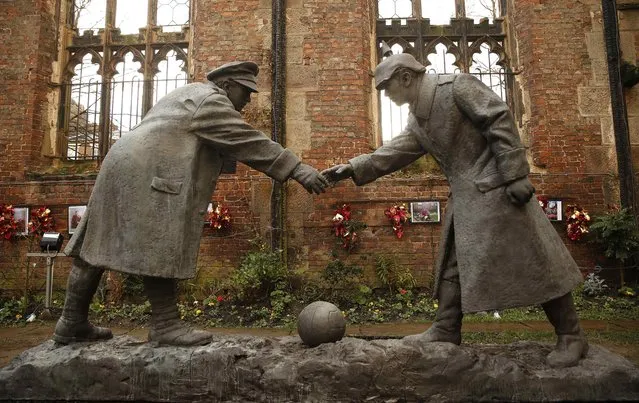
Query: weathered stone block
287 92 308 120
584 145 618 174
585 31 606 61
1 335 638 402
578 86 611 116
619 31 637 64
286 120 313 153
600 116 614 145
287 64 319 90
626 86 639 116
629 116 639 145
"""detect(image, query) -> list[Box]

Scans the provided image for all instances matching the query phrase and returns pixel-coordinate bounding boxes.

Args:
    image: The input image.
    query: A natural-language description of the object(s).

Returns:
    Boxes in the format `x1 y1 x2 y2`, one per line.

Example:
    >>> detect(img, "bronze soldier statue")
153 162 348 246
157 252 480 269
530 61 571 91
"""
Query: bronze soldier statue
323 53 588 368
55 61 328 346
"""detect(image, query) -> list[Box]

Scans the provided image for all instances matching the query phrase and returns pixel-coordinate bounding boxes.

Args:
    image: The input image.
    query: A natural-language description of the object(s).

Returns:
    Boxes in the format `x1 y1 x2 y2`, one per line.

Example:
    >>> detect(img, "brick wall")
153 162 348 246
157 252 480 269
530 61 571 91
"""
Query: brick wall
507 0 624 269
0 0 631 297
0 0 57 182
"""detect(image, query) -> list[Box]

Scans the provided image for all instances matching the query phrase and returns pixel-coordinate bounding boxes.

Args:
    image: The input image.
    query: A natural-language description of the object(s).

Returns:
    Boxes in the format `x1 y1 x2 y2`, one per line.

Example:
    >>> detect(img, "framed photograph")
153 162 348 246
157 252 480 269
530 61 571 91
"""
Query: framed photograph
68 205 87 234
410 201 441 223
13 207 29 236
544 200 562 221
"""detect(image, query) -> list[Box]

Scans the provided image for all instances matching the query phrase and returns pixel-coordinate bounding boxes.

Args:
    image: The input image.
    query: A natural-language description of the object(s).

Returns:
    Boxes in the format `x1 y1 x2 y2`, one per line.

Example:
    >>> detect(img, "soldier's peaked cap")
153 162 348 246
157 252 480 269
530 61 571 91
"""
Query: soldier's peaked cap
374 53 426 90
207 61 259 92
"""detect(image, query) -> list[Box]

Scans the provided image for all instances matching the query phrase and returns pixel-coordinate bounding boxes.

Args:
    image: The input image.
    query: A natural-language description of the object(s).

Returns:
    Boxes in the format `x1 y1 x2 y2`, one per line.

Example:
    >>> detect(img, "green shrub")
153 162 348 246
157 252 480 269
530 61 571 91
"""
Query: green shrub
122 274 145 300
375 255 416 292
582 271 609 297
226 249 289 303
319 258 363 306
590 207 639 263
322 258 363 287
0 297 27 323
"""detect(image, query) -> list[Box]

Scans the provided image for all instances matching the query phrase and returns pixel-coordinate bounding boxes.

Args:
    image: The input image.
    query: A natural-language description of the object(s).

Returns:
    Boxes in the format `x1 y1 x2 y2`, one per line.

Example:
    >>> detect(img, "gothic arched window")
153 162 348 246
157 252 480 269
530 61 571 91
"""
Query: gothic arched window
60 0 190 160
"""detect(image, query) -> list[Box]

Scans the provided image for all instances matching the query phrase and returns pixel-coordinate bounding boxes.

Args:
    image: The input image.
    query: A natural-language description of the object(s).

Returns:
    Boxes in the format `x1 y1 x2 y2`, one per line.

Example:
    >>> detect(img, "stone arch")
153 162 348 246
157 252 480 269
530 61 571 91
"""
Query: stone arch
424 37 462 72
64 49 103 80
107 46 145 78
152 44 188 76
468 36 508 69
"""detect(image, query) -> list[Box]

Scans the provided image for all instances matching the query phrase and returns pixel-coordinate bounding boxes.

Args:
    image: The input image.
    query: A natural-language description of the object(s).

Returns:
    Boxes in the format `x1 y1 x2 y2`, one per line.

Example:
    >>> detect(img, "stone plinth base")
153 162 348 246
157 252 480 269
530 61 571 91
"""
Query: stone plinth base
1 335 638 402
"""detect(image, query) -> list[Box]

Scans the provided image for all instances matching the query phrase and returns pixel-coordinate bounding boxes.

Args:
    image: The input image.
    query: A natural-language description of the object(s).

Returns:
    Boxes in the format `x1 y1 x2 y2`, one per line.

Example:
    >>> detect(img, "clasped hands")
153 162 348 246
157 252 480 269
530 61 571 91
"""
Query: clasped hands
290 163 354 195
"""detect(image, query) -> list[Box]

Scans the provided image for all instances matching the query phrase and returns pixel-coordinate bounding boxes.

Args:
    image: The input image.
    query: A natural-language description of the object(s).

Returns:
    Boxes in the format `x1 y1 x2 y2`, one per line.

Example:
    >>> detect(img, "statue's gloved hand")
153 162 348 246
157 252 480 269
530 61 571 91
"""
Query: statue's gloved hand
505 177 535 206
290 163 329 194
320 164 354 185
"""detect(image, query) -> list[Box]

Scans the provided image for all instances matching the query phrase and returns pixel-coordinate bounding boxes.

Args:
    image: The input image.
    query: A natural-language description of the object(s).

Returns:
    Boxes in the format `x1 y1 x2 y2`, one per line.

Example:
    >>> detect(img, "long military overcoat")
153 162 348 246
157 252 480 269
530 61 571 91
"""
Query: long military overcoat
349 74 582 313
65 82 300 279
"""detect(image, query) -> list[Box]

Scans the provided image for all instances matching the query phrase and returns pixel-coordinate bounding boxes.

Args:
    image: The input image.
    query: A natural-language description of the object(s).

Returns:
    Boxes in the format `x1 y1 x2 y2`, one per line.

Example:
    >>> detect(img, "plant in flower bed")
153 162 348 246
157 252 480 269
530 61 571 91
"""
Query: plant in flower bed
188 242 296 326
589 206 639 262
375 254 416 292
582 270 609 297
0 297 29 324
2 283 639 327
224 244 290 302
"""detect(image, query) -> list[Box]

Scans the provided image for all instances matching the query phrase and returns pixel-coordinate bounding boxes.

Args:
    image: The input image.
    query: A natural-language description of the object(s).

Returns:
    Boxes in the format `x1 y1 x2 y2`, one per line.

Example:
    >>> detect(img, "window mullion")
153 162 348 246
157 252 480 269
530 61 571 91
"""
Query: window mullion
142 0 156 115
411 0 421 17
413 1 424 64
457 0 470 73
148 0 158 26
106 0 116 28
456 0 466 18
98 0 116 159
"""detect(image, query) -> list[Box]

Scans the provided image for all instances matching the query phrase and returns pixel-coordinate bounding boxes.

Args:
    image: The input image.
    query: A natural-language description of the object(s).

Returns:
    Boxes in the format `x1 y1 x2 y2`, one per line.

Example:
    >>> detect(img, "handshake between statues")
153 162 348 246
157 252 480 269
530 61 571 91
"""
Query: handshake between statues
290 163 331 194
321 164 354 185
289 162 356 194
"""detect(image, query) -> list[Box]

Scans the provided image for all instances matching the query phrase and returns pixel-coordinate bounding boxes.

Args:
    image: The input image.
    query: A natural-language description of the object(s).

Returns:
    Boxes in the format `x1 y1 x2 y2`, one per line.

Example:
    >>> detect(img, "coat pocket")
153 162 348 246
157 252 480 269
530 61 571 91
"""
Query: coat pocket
151 177 183 195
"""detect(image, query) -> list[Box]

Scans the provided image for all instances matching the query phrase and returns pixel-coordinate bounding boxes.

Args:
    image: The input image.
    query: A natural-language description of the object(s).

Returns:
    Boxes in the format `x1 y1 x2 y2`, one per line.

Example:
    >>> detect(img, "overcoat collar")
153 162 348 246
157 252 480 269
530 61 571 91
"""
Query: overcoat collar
410 73 438 120
206 81 226 96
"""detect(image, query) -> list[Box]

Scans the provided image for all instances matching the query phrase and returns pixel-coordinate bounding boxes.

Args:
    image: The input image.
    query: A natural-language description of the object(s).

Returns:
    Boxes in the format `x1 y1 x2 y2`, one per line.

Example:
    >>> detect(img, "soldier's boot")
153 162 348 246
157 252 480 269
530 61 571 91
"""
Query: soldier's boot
404 278 463 345
53 259 113 344
144 276 213 346
542 292 589 368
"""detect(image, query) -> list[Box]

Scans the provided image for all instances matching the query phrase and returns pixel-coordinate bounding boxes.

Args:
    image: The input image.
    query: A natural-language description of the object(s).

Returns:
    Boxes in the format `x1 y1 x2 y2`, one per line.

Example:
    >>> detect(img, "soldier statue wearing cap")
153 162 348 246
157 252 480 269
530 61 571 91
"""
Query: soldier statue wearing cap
54 61 329 346
322 53 588 368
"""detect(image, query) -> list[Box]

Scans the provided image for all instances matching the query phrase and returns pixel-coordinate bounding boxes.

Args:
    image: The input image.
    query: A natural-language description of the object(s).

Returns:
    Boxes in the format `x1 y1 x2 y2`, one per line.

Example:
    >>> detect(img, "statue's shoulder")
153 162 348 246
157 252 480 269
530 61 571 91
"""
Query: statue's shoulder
436 74 456 85
178 82 222 97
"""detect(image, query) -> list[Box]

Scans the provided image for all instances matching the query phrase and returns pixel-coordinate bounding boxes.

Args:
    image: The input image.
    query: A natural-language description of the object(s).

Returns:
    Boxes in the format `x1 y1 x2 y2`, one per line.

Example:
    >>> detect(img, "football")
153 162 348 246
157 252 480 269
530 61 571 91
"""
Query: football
297 301 346 347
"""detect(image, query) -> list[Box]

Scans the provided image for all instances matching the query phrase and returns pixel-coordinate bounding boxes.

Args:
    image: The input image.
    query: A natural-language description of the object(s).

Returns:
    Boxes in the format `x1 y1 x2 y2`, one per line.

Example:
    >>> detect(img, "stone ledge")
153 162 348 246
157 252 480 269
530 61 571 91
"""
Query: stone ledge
1 335 638 402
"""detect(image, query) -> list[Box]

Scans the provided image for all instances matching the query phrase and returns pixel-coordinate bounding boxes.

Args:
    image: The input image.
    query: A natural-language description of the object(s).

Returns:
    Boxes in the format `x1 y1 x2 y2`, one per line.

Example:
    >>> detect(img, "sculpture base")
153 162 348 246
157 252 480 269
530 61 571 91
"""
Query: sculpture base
1 335 638 402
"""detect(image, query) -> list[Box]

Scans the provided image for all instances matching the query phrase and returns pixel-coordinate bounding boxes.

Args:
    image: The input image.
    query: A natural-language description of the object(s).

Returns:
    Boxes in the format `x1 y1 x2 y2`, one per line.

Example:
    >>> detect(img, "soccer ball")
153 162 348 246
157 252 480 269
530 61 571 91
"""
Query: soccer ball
297 301 346 347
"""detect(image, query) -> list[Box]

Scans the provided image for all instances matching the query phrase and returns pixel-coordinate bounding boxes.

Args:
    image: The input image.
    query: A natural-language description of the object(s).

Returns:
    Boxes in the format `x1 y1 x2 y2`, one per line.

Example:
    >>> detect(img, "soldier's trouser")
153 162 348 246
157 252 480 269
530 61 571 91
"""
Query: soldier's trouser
53 258 112 344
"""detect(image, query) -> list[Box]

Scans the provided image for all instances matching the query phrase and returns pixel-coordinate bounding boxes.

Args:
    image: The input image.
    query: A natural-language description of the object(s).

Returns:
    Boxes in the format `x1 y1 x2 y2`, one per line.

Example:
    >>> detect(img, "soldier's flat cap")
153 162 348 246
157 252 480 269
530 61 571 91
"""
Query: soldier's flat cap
207 61 260 92
374 53 426 90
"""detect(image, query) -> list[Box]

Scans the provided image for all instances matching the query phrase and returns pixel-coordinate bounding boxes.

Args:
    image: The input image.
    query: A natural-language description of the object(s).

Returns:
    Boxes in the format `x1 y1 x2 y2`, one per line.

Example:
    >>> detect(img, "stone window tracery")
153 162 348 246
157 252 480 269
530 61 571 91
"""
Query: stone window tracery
60 0 190 161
